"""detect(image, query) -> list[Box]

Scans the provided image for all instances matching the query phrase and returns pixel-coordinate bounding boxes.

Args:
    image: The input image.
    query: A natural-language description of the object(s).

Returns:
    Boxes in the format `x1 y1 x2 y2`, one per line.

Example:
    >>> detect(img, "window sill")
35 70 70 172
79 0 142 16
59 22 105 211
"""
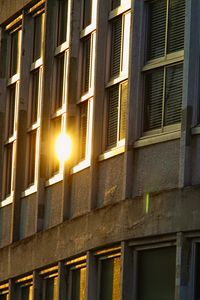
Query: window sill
134 130 180 148
109 1 131 20
0 195 13 208
191 126 200 135
21 184 37 198
80 23 96 39
99 144 125 162
71 159 90 174
45 173 63 187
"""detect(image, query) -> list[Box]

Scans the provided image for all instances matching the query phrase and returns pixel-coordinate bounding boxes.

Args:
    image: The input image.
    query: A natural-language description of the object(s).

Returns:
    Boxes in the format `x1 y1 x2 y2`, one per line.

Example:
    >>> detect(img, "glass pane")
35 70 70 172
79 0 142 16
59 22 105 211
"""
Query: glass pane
71 268 86 300
119 81 128 140
30 69 40 125
195 244 200 299
110 16 122 78
33 13 44 61
100 257 120 300
83 0 92 28
57 0 68 45
82 36 91 94
112 0 120 10
164 63 183 126
167 0 185 53
10 29 21 76
27 131 36 186
144 68 164 131
0 294 8 300
5 143 13 197
55 54 65 110
45 277 58 300
7 84 16 138
148 0 166 60
138 247 176 300
107 85 119 148
79 102 88 161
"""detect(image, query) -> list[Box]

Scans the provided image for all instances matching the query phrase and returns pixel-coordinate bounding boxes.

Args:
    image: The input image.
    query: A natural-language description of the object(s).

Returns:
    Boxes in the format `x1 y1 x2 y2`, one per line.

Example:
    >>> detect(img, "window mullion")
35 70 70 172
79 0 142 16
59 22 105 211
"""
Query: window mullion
117 84 121 144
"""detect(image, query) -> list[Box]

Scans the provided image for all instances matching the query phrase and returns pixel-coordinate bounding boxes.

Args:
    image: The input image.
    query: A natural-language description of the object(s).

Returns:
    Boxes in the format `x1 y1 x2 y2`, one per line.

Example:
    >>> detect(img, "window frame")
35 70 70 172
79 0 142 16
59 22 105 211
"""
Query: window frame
1 20 22 203
15 275 33 300
142 0 185 136
39 266 58 300
103 2 131 152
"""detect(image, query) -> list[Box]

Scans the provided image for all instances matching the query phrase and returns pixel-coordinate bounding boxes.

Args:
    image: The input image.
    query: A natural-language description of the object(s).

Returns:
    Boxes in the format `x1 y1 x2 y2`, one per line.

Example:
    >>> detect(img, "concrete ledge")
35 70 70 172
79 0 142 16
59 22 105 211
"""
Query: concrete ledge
1 186 200 281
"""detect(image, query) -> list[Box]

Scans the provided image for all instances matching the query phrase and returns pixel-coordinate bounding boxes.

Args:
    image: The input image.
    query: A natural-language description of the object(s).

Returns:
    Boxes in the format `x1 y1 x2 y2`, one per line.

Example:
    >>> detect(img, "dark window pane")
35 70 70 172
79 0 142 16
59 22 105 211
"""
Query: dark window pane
195 244 200 299
5 143 13 197
57 0 68 45
0 295 8 300
119 81 128 140
112 0 120 10
79 102 88 161
7 84 16 138
82 37 91 94
83 0 92 28
168 0 185 53
27 131 36 186
138 247 176 300
164 63 183 126
30 69 39 125
55 54 65 110
107 85 119 148
100 257 120 300
110 16 122 78
33 13 43 61
71 268 86 300
45 277 58 300
144 68 164 131
10 29 21 76
148 0 166 60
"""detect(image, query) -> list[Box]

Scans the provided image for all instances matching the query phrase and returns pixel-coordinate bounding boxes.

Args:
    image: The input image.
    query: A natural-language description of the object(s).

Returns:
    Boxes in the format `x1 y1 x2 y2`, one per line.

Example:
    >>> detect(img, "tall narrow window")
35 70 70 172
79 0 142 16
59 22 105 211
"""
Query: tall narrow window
15 278 33 300
82 36 91 95
57 0 68 45
143 0 185 133
82 0 92 28
66 256 87 299
33 12 44 62
55 53 65 111
40 269 58 300
50 117 62 176
137 246 176 300
106 5 130 149
2 22 21 200
95 247 121 300
25 7 44 190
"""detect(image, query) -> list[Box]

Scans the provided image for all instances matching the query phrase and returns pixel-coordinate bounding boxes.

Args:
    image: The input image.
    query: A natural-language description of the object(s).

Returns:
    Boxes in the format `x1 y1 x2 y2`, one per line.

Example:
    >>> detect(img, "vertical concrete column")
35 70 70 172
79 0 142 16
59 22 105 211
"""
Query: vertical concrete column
32 271 42 300
57 262 67 300
120 242 134 300
35 0 57 231
122 0 145 199
179 0 200 187
62 0 81 219
86 251 98 300
175 232 190 300
88 0 110 210
10 11 33 242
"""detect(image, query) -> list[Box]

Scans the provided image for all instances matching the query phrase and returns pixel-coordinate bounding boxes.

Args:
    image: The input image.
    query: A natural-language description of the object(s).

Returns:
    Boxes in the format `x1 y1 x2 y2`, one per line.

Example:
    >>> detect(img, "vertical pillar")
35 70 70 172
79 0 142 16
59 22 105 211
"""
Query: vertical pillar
86 252 98 300
179 0 200 187
57 262 67 300
120 242 134 300
33 271 42 300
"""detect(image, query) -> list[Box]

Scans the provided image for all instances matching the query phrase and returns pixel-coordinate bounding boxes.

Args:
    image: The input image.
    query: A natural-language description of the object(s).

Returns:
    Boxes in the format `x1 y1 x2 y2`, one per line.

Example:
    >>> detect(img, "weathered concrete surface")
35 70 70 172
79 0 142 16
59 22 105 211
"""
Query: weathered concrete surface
1 186 200 281
0 0 32 24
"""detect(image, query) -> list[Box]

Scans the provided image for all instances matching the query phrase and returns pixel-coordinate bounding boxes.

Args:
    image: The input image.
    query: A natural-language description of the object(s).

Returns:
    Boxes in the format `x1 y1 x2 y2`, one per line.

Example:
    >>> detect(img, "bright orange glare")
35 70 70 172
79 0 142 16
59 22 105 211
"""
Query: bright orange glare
55 133 72 162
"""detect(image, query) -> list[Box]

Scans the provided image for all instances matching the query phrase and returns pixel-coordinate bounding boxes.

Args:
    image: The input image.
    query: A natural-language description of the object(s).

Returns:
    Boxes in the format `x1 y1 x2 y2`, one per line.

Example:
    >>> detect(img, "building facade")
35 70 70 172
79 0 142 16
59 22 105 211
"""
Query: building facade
0 0 199 299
